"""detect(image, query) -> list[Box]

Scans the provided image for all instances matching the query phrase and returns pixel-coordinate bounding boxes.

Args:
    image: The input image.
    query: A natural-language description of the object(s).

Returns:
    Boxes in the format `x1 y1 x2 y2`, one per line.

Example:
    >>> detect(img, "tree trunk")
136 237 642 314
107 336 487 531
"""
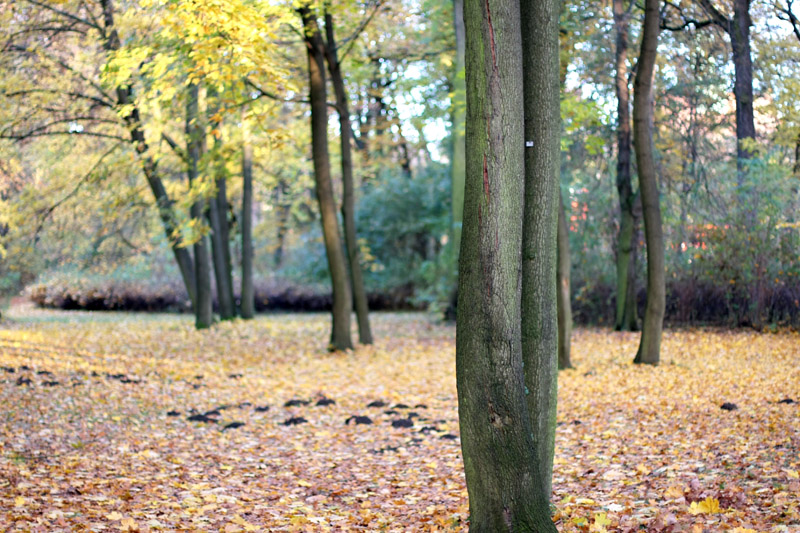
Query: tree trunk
632 0 664 365
240 107 255 320
456 0 558 530
99 0 196 308
186 84 213 329
520 0 561 503
206 90 236 320
324 12 373 345
300 5 353 351
445 0 467 322
731 0 756 174
557 196 572 370
613 0 639 332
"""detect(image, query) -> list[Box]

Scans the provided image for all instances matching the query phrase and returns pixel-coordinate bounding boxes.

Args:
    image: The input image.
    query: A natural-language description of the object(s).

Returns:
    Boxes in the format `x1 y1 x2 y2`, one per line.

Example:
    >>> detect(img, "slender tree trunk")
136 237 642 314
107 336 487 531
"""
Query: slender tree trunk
300 5 353 351
445 0 467 322
557 196 572 370
324 12 373 345
457 1 557 529
632 0 664 365
520 0 561 503
206 91 236 320
731 0 756 174
240 108 255 319
100 0 196 308
186 84 213 329
614 0 639 332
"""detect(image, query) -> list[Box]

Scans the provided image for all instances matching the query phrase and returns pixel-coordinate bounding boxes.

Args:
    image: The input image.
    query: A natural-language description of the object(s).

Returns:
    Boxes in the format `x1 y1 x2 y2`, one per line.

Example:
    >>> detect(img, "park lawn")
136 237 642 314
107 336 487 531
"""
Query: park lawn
0 305 798 532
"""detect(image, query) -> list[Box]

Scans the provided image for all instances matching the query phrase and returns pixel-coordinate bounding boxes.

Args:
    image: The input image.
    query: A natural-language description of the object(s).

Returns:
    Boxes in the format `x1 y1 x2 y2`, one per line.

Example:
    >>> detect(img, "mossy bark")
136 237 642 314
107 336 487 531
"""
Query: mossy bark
520 0 561 502
632 0 664 365
456 0 557 530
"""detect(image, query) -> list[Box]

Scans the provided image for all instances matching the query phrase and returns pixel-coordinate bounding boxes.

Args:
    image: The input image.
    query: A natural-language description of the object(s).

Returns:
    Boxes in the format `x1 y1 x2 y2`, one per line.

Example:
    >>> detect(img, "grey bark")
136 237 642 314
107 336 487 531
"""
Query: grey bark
521 0 561 502
633 0 664 365
240 108 255 319
300 5 353 351
324 11 373 345
614 0 639 332
456 0 557 530
186 84 213 329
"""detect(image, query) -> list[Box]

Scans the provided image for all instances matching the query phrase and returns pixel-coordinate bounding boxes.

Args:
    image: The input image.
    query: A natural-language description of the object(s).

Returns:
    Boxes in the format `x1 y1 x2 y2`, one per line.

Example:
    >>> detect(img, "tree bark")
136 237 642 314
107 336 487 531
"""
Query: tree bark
731 0 756 172
240 107 255 320
613 0 639 332
456 0 557 530
186 84 213 329
521 0 561 503
206 90 236 320
99 0 196 308
300 5 353 351
633 0 664 365
557 196 572 370
324 11 373 345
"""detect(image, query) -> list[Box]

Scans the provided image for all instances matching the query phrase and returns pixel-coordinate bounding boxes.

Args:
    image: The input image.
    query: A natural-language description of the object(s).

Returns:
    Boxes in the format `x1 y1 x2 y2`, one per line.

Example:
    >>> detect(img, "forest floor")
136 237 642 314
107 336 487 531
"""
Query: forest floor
0 304 798 532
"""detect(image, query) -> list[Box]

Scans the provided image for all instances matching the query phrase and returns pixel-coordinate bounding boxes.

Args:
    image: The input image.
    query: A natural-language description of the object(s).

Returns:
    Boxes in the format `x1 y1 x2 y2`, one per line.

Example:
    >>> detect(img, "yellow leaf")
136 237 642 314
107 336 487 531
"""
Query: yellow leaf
297 479 312 487
688 497 721 515
14 496 25 507
106 511 123 521
786 469 799 479
590 512 611 532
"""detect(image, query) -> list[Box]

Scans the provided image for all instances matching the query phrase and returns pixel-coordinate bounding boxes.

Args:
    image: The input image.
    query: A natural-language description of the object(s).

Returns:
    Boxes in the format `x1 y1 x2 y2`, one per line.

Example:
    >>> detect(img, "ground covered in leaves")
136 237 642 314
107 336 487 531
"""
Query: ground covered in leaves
1 305 798 532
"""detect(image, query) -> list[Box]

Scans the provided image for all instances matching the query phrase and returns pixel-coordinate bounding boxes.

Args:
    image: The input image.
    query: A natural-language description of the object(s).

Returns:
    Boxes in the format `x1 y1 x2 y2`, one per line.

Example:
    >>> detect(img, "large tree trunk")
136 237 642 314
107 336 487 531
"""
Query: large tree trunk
613 0 639 332
186 84 213 329
324 12 373 346
240 108 255 320
521 0 561 503
100 0 196 308
300 5 353 351
557 196 572 370
632 0 664 365
206 90 236 320
456 0 557 530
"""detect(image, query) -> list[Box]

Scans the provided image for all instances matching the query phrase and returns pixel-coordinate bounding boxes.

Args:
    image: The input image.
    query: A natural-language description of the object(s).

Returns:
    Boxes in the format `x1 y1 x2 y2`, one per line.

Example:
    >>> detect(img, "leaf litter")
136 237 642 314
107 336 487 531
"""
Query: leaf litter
0 306 798 531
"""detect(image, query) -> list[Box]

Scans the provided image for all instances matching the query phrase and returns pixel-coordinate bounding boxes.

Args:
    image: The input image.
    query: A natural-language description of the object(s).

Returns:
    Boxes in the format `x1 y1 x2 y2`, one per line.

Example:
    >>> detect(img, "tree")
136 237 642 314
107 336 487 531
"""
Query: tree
633 0 664 365
323 8 373 345
185 84 213 329
557 197 573 369
456 0 559 529
613 0 640 332
240 108 255 320
299 4 353 351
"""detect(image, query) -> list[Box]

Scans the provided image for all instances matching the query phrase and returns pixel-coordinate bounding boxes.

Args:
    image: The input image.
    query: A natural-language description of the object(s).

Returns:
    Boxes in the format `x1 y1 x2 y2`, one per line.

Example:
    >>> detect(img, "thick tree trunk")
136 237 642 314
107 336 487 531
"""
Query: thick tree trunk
240 108 255 320
520 0 561 503
456 0 557 530
300 5 353 351
186 84 213 329
557 197 572 370
613 0 639 332
632 0 664 365
100 0 195 308
206 92 236 320
324 12 373 345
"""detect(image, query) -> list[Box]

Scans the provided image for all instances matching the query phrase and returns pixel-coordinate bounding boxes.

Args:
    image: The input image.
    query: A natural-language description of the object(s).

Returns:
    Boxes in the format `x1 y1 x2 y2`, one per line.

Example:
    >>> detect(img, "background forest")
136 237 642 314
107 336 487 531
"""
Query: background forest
1 0 799 330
